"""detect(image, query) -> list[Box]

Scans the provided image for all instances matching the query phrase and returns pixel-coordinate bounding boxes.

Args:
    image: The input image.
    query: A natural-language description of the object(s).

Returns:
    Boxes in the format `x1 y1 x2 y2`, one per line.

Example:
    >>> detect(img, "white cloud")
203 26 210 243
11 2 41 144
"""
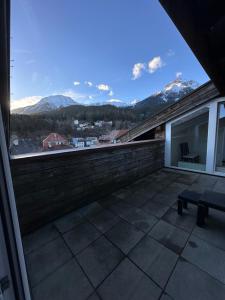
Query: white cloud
73 81 80 86
97 84 110 91
11 96 42 110
148 56 164 73
108 90 114 96
85 81 93 87
167 49 175 57
132 63 145 80
107 99 123 103
58 90 87 101
176 72 182 79
11 89 93 110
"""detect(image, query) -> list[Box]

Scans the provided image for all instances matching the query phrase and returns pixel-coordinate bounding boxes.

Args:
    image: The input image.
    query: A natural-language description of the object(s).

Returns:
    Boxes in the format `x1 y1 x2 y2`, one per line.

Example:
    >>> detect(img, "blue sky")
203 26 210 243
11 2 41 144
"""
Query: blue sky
11 0 209 109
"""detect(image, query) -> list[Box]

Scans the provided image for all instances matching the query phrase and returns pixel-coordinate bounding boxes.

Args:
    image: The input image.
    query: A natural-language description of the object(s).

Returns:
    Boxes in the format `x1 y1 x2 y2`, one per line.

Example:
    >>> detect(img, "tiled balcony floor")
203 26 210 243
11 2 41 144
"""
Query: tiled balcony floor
23 168 225 300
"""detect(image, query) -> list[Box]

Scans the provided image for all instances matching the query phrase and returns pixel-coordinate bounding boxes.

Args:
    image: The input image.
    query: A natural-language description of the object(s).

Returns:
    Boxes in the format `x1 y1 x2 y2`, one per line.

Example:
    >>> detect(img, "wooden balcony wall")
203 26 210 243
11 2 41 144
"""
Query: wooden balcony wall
10 139 164 235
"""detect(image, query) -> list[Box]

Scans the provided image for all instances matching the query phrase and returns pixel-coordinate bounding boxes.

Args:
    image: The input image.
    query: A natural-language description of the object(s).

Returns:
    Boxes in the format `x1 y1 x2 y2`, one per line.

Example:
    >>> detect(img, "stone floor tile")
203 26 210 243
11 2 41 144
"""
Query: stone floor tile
97 258 161 300
193 209 225 251
152 193 177 207
162 208 196 233
175 174 198 185
213 180 225 193
98 194 121 208
105 220 144 254
63 222 101 255
121 189 153 208
32 259 93 300
129 236 178 288
54 210 83 233
77 236 123 287
194 174 217 189
149 220 189 254
166 258 225 300
108 201 134 218
182 236 225 284
121 208 158 233
187 183 207 194
88 209 120 233
168 182 188 194
160 293 173 300
87 293 101 300
26 237 72 287
142 200 169 218
77 202 103 219
23 224 59 255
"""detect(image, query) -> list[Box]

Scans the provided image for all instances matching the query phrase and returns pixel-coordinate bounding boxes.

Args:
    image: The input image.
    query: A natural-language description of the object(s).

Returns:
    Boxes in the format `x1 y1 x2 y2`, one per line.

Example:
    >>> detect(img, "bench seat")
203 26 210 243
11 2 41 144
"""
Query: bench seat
177 190 225 227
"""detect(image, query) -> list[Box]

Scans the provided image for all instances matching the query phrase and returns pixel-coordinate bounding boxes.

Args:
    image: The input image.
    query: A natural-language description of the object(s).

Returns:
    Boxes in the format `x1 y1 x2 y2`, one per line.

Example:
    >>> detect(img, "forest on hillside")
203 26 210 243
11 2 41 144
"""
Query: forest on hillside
10 105 141 138
11 99 173 139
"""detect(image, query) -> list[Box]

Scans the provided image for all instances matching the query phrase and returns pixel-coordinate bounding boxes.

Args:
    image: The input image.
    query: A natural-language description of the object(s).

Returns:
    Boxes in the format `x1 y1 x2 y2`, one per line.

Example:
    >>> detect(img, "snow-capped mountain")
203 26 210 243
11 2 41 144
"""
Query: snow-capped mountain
12 95 79 114
135 79 199 117
12 79 199 115
162 79 199 101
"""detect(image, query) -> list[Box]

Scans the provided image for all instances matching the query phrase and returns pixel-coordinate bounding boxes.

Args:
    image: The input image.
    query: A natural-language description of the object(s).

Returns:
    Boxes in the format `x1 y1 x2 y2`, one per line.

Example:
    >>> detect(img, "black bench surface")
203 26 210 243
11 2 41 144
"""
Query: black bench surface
201 191 225 211
178 190 202 205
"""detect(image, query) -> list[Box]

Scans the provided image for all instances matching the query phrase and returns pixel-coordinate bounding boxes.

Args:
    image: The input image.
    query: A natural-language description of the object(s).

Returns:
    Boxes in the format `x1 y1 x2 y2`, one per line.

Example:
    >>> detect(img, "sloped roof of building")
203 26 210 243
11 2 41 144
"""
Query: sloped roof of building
43 133 67 144
118 81 219 143
100 130 129 142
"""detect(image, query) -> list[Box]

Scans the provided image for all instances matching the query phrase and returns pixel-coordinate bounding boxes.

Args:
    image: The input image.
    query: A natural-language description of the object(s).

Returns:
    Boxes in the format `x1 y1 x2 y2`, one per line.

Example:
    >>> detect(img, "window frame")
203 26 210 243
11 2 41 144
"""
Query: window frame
0 0 31 299
165 97 225 176
0 0 10 146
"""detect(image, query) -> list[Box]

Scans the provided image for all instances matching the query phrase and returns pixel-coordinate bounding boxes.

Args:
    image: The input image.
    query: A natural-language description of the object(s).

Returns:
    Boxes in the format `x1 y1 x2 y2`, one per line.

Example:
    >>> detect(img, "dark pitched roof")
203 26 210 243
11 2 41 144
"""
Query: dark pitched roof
159 0 225 95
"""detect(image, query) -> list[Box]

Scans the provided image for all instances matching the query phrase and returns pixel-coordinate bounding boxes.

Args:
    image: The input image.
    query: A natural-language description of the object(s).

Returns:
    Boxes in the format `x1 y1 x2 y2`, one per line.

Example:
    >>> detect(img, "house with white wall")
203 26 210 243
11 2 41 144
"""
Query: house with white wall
118 81 225 177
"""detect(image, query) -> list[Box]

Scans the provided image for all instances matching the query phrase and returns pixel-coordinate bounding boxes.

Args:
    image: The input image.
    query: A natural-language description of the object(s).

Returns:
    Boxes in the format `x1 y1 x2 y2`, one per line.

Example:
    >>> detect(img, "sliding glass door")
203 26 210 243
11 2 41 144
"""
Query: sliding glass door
170 107 209 171
215 102 225 173
165 98 225 176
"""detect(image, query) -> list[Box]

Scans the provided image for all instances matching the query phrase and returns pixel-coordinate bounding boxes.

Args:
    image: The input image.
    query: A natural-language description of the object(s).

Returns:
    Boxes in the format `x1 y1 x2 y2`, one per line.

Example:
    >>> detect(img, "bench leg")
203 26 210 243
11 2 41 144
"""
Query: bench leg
197 204 206 227
183 200 188 209
177 200 183 216
205 206 209 217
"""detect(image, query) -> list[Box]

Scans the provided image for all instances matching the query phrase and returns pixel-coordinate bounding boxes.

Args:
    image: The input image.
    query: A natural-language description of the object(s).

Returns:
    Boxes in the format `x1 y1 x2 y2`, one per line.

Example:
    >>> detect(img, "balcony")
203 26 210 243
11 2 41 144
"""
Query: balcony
11 140 225 300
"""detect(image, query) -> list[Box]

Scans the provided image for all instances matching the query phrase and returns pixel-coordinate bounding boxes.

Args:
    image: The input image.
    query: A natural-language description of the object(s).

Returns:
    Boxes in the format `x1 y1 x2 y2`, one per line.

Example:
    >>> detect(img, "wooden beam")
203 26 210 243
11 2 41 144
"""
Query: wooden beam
159 0 225 95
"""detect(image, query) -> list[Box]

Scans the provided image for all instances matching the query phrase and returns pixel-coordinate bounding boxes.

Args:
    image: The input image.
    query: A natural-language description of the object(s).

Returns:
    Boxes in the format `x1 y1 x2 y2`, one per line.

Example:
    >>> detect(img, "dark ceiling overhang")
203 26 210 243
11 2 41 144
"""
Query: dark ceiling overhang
159 0 225 95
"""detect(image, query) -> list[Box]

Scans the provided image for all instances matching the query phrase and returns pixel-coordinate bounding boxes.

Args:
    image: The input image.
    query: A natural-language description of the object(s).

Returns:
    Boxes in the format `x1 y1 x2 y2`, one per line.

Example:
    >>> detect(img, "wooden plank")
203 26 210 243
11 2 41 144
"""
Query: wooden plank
11 140 164 234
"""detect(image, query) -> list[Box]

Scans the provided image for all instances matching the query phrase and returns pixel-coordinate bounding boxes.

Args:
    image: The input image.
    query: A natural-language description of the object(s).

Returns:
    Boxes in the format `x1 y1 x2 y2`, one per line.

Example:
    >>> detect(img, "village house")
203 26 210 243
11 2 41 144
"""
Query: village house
99 130 129 144
71 137 85 148
42 133 69 151
85 137 98 147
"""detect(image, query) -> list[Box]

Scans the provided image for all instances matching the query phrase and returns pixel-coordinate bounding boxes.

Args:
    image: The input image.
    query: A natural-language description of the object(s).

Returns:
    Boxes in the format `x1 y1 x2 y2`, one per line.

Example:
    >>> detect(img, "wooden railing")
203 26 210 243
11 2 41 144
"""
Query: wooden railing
11 140 164 235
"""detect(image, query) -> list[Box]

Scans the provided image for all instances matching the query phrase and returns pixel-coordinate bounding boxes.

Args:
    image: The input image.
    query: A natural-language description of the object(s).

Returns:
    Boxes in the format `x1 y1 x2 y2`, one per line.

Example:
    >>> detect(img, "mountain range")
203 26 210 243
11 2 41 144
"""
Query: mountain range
134 79 199 117
12 95 78 114
12 79 199 115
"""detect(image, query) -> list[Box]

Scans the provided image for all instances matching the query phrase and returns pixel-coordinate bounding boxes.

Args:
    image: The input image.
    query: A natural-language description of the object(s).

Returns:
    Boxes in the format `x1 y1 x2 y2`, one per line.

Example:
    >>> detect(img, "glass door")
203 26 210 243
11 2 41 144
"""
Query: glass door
165 98 225 176
215 102 225 173
170 107 209 171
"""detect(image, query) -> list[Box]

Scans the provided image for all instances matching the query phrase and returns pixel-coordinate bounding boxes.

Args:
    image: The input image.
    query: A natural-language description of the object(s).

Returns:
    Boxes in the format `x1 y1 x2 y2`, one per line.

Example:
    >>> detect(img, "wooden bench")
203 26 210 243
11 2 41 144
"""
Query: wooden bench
197 191 225 226
178 190 225 227
177 190 202 215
